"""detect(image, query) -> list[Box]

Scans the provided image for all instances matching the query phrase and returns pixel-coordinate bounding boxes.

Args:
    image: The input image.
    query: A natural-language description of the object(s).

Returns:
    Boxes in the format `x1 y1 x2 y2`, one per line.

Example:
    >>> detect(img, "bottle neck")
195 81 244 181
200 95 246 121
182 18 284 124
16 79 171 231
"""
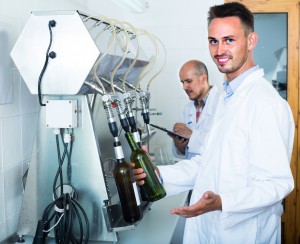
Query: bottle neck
132 130 141 147
125 132 138 151
113 141 125 160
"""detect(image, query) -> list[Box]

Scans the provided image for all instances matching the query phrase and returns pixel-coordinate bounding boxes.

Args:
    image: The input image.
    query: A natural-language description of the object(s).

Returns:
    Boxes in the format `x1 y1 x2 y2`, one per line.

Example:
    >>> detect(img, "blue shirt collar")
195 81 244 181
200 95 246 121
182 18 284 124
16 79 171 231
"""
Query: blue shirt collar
223 65 260 100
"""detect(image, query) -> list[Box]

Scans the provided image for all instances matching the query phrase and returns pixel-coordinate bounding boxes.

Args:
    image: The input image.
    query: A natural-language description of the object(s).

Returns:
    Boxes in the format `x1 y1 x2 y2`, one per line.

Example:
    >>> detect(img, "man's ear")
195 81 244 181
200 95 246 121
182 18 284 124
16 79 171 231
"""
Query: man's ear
199 73 208 82
248 31 258 51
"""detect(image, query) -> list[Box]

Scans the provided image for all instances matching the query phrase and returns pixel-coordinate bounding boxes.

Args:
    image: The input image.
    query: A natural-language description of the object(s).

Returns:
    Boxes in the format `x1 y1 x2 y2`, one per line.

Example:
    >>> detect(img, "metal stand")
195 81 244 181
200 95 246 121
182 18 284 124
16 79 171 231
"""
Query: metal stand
17 95 137 242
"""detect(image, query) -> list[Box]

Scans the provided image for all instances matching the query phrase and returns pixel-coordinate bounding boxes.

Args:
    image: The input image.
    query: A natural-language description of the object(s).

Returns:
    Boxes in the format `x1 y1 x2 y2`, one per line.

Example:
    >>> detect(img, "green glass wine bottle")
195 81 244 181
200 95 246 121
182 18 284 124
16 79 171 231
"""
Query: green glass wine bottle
125 132 166 202
113 141 143 223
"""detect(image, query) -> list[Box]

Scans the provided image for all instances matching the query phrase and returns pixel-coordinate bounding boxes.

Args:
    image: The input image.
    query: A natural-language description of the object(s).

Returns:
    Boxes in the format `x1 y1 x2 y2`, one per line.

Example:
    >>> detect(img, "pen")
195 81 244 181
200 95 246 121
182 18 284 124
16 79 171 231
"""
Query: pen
187 121 192 125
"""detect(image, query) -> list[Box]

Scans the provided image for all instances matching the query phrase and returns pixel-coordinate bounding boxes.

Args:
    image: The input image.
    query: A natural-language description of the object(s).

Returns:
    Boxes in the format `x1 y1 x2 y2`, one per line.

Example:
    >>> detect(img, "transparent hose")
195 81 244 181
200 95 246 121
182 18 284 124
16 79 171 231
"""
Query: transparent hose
118 21 140 92
83 15 117 94
134 29 158 91
108 18 130 94
146 33 167 91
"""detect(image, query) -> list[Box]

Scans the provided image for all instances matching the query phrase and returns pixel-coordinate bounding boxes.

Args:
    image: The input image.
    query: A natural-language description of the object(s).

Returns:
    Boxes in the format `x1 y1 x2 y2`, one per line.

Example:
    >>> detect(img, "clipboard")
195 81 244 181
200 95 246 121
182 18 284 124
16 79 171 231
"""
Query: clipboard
149 123 189 140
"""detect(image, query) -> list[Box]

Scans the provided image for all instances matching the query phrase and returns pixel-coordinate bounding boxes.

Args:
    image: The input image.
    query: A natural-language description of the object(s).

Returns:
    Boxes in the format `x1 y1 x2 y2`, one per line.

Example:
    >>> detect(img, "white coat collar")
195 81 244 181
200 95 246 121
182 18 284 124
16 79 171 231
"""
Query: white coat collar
234 68 265 98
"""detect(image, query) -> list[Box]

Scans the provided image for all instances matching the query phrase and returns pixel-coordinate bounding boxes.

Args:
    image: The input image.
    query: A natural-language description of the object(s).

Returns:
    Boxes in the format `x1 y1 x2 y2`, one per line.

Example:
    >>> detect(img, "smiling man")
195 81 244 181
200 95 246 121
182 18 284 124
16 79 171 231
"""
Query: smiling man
208 11 257 81
133 2 295 243
168 3 295 243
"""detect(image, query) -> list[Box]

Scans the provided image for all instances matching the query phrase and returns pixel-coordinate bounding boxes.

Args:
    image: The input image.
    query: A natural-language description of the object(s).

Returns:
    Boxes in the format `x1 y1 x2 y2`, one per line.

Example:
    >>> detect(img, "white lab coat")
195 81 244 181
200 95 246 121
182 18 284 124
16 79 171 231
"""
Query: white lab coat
173 85 220 159
158 69 294 244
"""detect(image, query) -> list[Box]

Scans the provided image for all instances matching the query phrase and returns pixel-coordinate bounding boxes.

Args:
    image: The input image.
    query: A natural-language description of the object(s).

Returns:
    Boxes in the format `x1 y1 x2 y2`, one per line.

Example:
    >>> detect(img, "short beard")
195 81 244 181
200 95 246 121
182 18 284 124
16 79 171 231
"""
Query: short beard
193 92 203 106
217 55 248 75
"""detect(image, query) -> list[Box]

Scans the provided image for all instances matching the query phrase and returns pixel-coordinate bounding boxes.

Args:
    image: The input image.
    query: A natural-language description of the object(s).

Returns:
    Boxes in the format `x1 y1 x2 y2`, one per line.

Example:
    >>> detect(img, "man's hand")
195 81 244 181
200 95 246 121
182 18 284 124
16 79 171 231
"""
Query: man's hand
130 145 148 185
130 163 146 185
130 159 161 186
171 191 222 218
173 123 192 138
168 123 191 154
172 137 189 154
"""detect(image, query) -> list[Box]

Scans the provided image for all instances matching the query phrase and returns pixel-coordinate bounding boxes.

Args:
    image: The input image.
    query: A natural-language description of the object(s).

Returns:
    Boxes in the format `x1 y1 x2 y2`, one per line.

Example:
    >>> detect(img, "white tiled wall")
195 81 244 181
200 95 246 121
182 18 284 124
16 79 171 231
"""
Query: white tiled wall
0 0 222 242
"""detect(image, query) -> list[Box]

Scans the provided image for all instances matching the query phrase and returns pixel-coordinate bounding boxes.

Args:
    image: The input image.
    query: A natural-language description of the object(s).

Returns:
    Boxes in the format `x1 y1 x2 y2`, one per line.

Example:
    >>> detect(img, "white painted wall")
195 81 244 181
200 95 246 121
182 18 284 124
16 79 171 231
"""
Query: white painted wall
0 0 223 242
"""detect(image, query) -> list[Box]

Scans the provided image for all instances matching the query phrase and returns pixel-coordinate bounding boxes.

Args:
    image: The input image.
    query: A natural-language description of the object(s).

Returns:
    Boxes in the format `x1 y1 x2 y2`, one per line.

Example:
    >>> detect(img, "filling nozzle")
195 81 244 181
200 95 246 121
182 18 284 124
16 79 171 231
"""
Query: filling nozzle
122 91 137 130
102 94 118 137
122 91 142 146
113 97 130 133
138 91 151 125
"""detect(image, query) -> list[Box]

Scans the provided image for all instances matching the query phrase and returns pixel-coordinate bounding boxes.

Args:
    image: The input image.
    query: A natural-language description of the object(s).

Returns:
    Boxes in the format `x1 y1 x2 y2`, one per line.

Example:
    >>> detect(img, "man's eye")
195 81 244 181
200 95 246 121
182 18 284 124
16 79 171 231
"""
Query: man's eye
227 38 234 43
210 39 218 45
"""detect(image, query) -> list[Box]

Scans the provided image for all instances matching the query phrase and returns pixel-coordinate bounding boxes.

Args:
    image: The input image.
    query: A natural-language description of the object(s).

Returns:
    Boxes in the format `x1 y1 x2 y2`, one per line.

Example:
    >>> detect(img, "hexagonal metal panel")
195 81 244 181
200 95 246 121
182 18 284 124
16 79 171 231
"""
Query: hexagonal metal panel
11 11 100 95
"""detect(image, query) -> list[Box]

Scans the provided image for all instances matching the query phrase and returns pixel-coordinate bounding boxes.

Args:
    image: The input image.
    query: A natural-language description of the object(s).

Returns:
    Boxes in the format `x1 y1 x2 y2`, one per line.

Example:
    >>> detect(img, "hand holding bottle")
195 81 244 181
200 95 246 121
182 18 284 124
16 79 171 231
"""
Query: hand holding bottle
129 145 154 185
130 162 162 186
129 143 147 186
125 132 166 201
130 162 146 185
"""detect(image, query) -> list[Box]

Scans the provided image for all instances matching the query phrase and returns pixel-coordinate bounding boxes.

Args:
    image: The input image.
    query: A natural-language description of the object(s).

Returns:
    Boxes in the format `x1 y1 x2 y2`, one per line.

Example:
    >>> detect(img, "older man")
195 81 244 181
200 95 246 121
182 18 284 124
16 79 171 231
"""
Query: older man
171 60 219 159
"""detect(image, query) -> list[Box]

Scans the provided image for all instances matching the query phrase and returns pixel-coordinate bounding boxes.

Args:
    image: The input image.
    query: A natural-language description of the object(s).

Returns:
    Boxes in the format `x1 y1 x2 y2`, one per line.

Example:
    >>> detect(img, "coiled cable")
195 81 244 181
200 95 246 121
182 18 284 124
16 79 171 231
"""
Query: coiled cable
33 129 89 244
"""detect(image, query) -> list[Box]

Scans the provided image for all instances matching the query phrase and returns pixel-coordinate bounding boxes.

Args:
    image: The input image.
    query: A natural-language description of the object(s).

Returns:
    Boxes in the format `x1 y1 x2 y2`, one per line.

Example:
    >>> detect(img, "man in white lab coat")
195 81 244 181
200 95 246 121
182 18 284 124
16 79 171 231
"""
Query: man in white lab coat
133 2 294 243
171 60 220 160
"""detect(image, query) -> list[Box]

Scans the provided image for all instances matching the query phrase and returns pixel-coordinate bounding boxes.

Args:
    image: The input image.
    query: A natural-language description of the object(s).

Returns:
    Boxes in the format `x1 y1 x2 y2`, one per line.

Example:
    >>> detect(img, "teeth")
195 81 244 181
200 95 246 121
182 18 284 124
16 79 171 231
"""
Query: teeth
218 58 228 62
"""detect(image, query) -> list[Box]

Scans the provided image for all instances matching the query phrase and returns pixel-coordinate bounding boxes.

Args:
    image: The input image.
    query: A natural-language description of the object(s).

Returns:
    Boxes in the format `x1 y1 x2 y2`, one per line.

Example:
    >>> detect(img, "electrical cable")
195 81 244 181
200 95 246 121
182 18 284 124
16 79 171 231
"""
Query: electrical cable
43 213 64 233
55 133 63 198
67 129 73 184
33 130 89 244
38 20 56 106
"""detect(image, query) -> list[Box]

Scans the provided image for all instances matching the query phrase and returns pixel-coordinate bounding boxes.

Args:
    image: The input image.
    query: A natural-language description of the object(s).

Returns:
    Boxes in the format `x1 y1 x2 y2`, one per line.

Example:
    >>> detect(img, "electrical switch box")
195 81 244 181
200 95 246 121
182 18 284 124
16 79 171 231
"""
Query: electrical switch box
46 100 78 128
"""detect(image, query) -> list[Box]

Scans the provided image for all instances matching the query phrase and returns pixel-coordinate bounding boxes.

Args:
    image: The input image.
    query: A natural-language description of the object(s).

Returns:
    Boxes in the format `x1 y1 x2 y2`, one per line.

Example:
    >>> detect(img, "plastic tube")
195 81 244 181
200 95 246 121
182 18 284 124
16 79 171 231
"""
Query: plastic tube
108 18 130 93
83 15 117 94
118 21 140 92
146 33 167 91
134 29 158 90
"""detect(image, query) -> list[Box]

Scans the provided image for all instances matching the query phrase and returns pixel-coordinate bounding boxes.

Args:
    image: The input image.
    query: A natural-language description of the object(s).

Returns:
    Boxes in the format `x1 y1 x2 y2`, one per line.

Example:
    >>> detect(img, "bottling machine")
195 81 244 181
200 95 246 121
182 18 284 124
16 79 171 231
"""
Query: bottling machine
11 10 164 243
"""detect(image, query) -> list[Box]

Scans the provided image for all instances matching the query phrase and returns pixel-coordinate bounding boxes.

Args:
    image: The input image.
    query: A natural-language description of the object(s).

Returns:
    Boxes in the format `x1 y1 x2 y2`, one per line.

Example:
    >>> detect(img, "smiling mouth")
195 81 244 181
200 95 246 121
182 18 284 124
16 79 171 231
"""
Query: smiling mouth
216 56 230 65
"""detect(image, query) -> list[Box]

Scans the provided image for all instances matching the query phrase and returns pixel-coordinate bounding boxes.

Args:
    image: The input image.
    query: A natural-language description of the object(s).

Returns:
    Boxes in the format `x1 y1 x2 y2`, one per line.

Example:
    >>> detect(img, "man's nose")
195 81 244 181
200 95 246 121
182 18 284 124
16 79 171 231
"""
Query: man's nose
216 43 226 55
183 82 188 90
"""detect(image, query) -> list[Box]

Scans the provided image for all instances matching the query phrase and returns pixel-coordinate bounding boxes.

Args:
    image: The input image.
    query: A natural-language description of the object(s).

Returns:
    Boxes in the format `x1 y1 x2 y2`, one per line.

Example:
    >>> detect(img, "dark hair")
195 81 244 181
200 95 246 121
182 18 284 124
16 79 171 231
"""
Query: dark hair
208 2 254 35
